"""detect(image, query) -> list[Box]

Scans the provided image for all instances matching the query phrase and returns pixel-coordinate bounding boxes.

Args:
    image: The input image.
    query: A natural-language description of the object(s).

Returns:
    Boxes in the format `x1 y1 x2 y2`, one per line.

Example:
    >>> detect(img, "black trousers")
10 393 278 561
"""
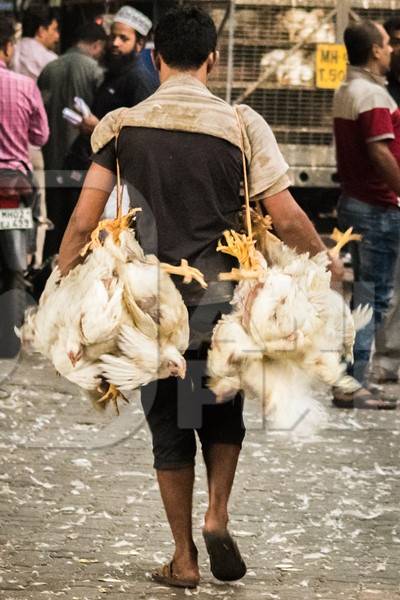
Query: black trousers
141 303 245 470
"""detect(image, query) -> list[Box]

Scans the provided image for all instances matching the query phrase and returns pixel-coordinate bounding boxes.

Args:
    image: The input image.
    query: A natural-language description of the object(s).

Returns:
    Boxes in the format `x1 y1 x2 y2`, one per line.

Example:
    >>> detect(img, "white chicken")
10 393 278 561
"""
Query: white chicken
20 238 130 396
207 220 372 435
19 208 206 412
276 51 314 87
276 8 335 44
100 250 190 391
207 312 263 402
260 49 287 72
260 49 314 87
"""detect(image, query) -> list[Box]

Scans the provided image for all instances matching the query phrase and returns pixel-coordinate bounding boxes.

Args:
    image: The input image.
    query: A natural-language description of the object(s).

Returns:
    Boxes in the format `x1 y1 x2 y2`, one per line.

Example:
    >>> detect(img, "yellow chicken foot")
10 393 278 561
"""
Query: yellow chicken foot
160 259 208 288
249 209 281 244
247 209 282 257
329 227 362 258
217 229 261 271
219 267 264 282
80 208 142 256
250 208 273 234
96 383 129 415
217 229 263 274
218 230 251 266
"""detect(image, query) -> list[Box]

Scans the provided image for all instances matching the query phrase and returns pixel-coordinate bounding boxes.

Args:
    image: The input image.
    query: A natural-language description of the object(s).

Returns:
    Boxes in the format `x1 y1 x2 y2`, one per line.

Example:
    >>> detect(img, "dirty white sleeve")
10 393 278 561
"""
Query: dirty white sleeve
238 104 289 198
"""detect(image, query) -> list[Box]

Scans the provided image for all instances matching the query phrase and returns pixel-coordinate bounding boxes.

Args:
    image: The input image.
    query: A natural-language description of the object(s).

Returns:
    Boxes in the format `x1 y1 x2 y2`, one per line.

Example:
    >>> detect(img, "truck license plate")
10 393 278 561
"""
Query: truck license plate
0 208 33 230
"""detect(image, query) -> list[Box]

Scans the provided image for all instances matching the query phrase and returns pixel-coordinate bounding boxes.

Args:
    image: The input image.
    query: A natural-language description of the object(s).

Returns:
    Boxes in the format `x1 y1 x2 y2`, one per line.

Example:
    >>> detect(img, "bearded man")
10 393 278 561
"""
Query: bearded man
79 5 158 136
42 5 158 267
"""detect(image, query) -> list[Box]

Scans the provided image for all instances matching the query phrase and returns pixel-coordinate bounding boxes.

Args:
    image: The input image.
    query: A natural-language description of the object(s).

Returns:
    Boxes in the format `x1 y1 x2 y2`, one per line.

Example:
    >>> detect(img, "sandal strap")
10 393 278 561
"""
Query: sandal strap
162 561 173 578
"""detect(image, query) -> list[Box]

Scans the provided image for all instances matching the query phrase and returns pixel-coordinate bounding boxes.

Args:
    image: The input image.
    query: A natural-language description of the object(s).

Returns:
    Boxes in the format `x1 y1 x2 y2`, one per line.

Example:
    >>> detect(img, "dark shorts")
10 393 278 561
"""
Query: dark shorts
141 303 246 470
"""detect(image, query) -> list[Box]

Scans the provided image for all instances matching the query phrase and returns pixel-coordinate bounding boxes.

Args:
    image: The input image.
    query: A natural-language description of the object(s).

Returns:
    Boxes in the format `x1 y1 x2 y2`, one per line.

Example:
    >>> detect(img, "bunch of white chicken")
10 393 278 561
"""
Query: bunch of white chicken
276 8 335 44
18 210 202 412
207 222 372 434
260 49 314 87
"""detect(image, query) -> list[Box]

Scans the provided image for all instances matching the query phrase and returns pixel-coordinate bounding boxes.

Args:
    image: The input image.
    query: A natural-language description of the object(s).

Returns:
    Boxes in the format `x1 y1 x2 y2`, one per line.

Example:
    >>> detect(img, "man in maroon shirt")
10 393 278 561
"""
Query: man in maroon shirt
333 20 400 408
370 18 400 384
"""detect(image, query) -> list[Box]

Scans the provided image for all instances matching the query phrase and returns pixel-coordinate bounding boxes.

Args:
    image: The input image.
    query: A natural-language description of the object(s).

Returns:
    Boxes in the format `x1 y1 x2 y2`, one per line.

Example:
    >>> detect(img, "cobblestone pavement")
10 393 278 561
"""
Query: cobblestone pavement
0 352 399 600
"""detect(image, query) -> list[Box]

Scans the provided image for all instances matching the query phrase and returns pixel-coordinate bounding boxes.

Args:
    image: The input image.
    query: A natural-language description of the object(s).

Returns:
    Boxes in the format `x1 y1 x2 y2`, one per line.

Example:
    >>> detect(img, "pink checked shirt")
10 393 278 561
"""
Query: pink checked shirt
0 60 49 173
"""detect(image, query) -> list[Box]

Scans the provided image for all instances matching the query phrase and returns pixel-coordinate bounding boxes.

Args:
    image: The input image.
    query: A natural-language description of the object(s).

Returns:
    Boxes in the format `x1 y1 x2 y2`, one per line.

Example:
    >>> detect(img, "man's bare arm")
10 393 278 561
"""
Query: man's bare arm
367 140 400 196
261 188 344 281
58 163 116 276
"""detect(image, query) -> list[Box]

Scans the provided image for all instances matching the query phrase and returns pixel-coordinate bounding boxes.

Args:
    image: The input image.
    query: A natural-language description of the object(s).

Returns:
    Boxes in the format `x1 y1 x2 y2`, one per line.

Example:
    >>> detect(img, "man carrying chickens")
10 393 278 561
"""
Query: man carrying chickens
58 5 343 589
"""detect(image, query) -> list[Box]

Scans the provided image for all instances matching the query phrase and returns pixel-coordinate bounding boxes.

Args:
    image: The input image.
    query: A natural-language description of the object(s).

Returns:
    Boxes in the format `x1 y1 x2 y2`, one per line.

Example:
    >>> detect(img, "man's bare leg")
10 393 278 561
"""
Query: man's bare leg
202 443 241 533
201 443 246 581
156 466 200 582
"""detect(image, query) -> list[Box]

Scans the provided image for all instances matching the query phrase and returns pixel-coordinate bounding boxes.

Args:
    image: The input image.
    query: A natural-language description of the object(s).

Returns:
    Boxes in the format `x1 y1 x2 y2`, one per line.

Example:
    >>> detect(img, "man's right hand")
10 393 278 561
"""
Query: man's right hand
79 113 99 136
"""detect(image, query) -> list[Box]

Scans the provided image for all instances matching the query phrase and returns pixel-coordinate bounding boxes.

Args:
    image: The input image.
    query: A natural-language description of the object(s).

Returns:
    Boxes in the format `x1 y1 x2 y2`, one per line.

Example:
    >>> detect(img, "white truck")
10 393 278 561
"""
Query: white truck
205 0 398 216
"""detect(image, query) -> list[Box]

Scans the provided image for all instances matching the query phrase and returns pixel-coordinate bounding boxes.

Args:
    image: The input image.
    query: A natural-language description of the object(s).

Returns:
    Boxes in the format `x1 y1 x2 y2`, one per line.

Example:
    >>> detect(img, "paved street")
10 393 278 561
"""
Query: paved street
0 352 399 600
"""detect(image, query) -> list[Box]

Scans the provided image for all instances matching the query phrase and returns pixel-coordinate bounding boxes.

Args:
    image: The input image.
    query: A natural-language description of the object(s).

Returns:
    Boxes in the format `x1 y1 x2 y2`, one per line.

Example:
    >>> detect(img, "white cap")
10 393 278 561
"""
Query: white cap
113 6 152 37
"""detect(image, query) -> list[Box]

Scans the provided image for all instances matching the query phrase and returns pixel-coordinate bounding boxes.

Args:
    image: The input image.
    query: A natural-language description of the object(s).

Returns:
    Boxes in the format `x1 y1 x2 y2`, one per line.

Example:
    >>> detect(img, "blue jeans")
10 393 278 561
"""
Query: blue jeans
337 196 400 385
374 244 400 374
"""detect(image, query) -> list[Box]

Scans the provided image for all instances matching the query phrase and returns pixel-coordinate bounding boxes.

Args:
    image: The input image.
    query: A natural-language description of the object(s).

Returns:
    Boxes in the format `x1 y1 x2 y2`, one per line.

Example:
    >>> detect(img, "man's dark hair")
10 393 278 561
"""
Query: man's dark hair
22 6 58 38
0 16 15 51
344 20 383 66
73 22 108 45
154 5 217 70
384 17 400 37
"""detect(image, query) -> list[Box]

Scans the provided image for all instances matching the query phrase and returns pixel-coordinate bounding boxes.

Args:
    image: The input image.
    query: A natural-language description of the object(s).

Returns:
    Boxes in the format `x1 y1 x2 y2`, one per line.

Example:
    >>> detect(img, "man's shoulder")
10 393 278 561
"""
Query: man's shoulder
336 75 383 98
334 76 395 118
126 60 157 84
41 50 99 82
39 54 61 74
1 67 35 90
236 103 266 126
66 49 98 67
12 37 56 79
349 76 389 99
44 49 94 69
123 62 158 100
21 37 57 65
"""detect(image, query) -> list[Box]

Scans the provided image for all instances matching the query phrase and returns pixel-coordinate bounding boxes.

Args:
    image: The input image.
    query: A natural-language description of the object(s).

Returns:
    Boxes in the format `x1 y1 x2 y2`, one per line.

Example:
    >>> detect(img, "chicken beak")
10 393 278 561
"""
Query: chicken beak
177 363 186 379
168 360 186 379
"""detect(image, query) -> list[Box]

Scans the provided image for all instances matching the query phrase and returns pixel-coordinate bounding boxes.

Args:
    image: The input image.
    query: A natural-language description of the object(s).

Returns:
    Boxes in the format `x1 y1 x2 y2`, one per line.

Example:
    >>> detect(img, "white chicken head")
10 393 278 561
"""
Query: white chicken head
65 330 83 367
161 345 186 379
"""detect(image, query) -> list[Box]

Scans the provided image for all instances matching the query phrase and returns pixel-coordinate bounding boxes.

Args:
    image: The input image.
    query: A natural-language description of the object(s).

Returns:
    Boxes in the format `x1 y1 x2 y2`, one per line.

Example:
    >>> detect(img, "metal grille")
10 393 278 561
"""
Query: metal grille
209 3 338 147
351 7 400 23
242 88 335 145
208 1 399 149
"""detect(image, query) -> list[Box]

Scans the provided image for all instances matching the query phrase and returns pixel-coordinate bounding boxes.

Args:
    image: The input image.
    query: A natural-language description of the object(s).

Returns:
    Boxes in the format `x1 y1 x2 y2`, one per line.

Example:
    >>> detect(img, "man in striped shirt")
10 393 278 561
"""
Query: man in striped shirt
11 6 59 82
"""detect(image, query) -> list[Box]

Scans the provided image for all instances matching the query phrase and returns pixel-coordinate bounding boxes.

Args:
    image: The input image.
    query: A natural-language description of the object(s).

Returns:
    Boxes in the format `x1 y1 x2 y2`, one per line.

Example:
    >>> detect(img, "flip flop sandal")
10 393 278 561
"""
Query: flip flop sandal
332 387 397 410
151 560 199 589
203 530 247 581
